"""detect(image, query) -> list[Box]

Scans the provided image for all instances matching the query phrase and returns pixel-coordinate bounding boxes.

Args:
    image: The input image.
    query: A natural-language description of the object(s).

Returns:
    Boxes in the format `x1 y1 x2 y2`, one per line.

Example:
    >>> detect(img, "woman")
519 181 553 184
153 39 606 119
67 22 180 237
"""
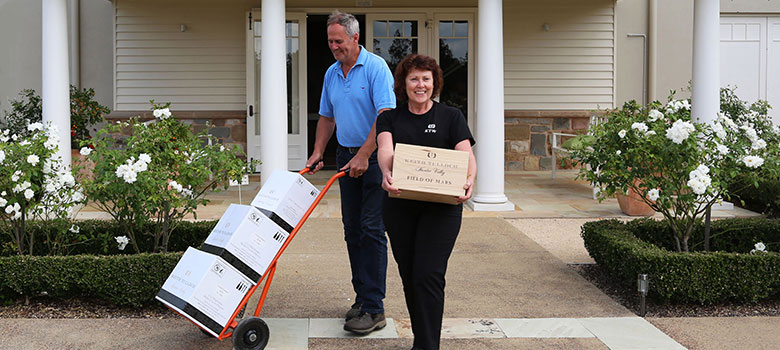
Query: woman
376 54 476 350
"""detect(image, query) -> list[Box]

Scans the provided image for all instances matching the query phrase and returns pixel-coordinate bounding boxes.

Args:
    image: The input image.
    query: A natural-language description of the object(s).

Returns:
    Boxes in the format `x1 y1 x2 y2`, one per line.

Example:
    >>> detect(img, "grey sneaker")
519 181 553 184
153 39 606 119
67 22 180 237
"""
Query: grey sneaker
345 302 362 321
343 312 386 335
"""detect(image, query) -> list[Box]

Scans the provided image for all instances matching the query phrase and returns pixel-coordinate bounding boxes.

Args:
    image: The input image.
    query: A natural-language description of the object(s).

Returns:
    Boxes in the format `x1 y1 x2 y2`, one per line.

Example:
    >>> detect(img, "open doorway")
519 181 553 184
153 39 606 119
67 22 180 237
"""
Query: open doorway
306 14 366 170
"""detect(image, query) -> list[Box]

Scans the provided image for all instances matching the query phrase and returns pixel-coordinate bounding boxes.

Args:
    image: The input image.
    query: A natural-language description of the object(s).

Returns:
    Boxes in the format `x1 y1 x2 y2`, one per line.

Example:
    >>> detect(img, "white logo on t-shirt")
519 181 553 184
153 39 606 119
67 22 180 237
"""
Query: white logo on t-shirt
425 123 437 134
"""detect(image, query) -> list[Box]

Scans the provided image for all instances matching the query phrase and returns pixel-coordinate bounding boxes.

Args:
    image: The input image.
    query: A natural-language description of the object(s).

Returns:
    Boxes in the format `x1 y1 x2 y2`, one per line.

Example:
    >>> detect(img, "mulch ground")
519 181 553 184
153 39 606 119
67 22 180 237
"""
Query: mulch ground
3 264 780 319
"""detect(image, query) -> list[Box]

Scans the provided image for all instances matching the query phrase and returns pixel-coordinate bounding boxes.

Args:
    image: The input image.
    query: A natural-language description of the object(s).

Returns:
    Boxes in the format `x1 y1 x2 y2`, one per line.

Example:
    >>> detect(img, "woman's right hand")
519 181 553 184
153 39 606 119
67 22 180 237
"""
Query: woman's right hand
382 171 401 196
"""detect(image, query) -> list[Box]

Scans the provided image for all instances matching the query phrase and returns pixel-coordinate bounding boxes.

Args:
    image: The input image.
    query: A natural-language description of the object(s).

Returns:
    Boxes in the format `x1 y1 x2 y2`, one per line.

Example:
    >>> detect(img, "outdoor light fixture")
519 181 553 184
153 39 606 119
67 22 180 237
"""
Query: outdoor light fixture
637 274 649 316
542 23 551 32
180 24 187 32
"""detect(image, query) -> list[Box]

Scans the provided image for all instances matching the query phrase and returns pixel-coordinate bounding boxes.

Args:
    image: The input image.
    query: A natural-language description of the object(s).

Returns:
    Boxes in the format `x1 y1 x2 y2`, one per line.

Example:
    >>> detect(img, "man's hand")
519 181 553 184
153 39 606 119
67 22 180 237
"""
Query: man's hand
305 152 324 174
342 152 368 178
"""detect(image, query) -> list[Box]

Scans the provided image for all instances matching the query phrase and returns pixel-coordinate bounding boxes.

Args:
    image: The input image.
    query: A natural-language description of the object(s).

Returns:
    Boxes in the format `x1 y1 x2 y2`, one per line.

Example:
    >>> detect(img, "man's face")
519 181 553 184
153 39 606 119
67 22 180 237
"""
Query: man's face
327 24 359 64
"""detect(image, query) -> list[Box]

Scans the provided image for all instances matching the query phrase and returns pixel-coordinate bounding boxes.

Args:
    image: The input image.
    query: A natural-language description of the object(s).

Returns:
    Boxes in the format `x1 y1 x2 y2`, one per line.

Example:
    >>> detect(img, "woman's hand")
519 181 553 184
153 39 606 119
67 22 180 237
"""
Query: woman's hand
382 171 401 196
456 177 473 203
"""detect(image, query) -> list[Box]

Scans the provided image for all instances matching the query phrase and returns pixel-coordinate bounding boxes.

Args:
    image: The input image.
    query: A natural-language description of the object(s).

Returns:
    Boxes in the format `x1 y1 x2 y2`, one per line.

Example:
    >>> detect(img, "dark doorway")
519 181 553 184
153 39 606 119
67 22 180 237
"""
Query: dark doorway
306 14 366 170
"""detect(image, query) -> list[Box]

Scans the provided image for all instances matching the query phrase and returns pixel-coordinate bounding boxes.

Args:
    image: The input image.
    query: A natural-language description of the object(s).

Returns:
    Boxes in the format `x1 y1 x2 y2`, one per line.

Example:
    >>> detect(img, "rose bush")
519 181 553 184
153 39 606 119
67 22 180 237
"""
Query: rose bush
569 89 780 252
78 102 253 253
0 122 83 255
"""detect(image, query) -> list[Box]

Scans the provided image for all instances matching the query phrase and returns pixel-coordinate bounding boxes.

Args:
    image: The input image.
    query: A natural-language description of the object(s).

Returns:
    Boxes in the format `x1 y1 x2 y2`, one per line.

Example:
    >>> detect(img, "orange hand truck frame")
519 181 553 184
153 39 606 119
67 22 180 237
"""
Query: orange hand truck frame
172 169 346 350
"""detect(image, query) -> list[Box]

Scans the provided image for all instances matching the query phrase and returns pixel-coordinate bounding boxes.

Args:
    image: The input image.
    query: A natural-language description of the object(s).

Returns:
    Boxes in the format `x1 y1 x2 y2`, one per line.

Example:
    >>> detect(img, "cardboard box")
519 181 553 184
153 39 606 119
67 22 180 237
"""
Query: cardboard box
391 143 469 204
201 204 289 283
250 169 320 232
156 247 253 337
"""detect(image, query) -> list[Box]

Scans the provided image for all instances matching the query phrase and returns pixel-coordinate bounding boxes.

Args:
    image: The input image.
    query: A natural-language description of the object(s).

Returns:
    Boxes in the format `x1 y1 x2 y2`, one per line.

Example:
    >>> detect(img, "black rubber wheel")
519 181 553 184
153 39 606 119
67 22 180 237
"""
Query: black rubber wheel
232 317 270 350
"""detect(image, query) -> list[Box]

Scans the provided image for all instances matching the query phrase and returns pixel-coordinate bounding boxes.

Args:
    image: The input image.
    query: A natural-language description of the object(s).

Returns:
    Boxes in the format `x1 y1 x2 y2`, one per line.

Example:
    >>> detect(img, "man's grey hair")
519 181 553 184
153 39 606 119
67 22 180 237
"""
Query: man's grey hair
327 10 360 38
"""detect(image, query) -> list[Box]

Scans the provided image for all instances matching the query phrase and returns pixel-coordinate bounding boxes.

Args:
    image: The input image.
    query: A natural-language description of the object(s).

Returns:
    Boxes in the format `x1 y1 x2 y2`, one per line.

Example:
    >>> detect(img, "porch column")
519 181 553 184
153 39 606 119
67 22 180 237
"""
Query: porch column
259 0 287 179
42 0 72 163
468 0 515 211
691 0 719 124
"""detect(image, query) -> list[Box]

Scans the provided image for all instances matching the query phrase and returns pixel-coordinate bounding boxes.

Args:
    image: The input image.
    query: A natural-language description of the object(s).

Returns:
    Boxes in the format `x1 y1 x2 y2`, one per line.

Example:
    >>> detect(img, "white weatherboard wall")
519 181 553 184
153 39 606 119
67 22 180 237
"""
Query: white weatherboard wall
503 0 615 110
114 0 254 111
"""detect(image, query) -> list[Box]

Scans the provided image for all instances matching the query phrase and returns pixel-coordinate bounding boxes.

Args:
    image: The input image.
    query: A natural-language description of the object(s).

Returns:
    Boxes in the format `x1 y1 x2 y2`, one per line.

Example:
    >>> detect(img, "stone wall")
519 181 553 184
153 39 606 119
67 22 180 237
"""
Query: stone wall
106 111 247 153
504 110 592 171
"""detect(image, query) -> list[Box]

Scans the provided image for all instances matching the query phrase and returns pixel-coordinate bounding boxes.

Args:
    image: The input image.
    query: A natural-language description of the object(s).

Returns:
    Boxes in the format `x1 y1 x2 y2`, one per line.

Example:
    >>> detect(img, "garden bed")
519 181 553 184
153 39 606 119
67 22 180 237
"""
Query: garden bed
581 218 780 305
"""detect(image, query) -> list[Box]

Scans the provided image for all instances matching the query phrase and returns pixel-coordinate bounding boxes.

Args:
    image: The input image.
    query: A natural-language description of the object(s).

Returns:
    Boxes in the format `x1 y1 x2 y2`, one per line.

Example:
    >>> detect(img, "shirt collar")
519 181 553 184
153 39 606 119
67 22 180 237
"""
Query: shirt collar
334 45 368 73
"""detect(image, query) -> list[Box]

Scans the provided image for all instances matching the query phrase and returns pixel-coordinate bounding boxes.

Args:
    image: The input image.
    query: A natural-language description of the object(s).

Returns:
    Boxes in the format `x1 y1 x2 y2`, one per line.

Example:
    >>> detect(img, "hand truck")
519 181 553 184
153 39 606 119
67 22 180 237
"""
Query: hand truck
187 169 345 350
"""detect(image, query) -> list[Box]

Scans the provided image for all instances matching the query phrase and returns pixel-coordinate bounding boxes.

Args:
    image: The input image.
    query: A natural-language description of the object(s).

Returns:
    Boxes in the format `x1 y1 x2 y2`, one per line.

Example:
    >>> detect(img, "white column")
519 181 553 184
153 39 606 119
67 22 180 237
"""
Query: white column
259 0 288 180
692 0 732 210
42 0 72 163
468 0 515 211
691 0 719 124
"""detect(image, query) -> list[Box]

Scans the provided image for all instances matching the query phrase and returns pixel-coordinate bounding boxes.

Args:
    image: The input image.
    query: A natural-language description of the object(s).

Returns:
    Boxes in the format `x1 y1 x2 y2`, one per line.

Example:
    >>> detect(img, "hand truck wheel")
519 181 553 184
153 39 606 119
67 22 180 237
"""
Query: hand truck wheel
232 317 270 350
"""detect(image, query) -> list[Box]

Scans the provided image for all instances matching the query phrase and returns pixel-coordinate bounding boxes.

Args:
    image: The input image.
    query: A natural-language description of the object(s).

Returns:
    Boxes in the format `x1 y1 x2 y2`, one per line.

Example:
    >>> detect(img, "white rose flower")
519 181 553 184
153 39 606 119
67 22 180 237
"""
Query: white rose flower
712 123 726 139
115 235 130 250
80 147 92 156
631 122 648 133
138 153 152 164
752 139 767 150
19 140 30 146
219 145 225 152
647 188 660 201
645 130 656 137
616 150 622 155
1 191 5 196
169 180 184 193
0 198 6 207
44 139 57 150
665 120 695 144
11 171 22 182
153 108 172 120
755 242 766 252
618 129 627 139
742 155 765 168
69 225 80 234
27 154 40 165
27 122 43 131
0 150 4 164
11 134 18 141
716 144 729 155
23 189 34 200
5 205 14 214
648 109 664 121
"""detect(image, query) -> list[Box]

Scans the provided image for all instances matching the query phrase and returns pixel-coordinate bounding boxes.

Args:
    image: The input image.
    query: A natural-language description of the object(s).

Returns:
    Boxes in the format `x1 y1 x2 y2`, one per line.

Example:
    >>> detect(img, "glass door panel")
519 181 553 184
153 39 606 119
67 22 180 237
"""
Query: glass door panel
367 15 427 74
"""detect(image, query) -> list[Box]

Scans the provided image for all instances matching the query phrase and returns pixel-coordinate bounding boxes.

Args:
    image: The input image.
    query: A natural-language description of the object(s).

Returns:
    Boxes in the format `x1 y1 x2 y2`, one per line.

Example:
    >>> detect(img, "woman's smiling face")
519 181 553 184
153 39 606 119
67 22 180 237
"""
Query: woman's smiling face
405 68 434 106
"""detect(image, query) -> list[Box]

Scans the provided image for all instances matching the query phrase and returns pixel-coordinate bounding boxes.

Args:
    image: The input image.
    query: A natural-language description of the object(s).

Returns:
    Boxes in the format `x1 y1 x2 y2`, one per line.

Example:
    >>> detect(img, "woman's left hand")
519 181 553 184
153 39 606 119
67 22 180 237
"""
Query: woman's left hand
455 178 473 203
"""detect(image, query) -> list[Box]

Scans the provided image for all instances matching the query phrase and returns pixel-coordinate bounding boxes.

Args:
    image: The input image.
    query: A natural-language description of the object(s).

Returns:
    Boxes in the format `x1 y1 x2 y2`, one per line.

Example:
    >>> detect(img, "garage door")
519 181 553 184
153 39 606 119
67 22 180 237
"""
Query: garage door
720 16 780 124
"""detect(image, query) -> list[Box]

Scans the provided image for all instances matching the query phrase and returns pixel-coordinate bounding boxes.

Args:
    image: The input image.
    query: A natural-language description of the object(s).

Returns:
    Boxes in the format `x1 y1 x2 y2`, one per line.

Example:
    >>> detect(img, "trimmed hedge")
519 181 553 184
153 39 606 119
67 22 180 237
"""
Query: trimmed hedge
0 252 182 306
0 220 218 306
582 218 780 304
0 220 217 256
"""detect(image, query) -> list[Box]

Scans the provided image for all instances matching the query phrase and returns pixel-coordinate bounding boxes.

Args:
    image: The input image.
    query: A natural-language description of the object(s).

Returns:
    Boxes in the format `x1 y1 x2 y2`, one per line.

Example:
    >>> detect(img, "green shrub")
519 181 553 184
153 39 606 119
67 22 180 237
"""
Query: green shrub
0 220 216 257
0 252 182 307
0 220 217 305
582 218 780 304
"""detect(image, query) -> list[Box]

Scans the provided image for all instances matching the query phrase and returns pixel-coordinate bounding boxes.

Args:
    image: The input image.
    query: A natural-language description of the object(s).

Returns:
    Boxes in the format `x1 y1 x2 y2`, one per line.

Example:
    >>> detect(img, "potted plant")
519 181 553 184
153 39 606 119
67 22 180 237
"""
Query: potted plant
568 88 780 252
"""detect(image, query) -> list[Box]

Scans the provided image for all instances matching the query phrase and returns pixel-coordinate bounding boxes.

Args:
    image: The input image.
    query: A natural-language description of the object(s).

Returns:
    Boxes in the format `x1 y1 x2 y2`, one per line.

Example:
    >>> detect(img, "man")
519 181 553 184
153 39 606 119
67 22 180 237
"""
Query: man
305 10 395 335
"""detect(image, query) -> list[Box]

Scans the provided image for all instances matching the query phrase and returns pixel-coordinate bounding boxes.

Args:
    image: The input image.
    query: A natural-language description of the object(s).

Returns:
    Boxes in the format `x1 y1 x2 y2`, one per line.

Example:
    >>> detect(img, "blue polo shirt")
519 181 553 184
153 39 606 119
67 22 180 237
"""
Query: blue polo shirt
319 46 396 147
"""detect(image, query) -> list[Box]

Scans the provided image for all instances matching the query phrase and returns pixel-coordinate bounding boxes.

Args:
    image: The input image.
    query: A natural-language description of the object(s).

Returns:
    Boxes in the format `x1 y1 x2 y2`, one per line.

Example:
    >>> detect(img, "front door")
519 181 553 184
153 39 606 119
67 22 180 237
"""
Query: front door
246 12 308 170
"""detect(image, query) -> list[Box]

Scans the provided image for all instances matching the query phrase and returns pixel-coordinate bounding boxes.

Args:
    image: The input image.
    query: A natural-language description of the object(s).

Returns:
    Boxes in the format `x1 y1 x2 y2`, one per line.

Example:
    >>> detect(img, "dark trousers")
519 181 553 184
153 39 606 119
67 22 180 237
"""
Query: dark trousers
383 197 463 350
337 147 387 314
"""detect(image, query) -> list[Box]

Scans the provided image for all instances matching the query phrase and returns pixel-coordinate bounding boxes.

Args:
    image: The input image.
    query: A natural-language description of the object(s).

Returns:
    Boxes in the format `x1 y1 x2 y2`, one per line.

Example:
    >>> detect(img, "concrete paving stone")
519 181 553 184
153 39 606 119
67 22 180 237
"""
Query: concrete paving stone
577 317 686 350
308 318 398 339
439 318 505 338
495 318 595 338
264 318 309 350
308 337 609 350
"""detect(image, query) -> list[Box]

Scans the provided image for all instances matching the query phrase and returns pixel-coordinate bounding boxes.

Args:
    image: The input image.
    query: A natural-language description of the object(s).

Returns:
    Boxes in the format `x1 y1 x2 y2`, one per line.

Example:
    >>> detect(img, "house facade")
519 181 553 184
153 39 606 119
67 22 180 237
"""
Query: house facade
1 0 778 210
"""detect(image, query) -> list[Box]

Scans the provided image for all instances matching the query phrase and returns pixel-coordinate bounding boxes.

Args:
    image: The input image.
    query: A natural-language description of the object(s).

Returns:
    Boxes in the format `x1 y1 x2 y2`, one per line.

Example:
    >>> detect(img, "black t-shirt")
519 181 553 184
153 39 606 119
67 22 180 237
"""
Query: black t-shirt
376 102 475 149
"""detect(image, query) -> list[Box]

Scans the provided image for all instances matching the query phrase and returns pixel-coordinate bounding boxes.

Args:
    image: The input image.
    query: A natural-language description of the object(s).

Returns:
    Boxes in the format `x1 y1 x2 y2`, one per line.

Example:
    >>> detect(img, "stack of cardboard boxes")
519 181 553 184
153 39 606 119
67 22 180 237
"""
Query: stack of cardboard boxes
156 170 320 337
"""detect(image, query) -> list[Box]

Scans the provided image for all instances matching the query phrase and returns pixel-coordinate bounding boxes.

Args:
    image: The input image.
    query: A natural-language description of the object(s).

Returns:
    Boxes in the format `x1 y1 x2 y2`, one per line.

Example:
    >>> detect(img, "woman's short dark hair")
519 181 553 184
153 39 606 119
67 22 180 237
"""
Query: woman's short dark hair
393 54 444 102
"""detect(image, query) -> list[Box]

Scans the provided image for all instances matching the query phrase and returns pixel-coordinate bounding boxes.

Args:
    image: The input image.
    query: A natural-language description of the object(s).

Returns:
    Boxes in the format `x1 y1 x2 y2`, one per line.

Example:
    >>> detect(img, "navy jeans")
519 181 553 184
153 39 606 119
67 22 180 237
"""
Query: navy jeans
337 146 387 314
